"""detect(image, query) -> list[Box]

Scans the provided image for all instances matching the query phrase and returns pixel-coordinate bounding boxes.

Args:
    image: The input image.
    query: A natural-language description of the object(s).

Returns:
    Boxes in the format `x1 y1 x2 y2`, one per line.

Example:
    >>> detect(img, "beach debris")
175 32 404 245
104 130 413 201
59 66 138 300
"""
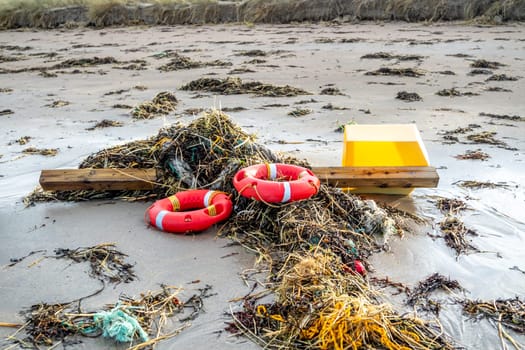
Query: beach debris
436 197 468 215
158 52 231 71
396 91 422 102
486 74 519 81
0 87 13 93
454 180 511 190
439 215 478 255
104 88 129 96
365 67 425 77
52 56 118 69
14 285 193 348
244 58 266 64
323 103 349 111
455 149 490 161
320 87 344 95
235 49 267 57
180 77 310 97
467 131 515 150
86 119 124 130
221 106 247 112
52 243 136 283
406 273 462 315
0 108 14 115
462 297 525 334
288 107 312 117
361 52 424 61
468 68 492 75
112 103 133 109
314 37 335 43
12 136 32 145
45 100 70 108
470 59 506 69
22 147 58 156
131 91 178 119
436 88 479 97
228 67 256 74
479 112 523 122
227 252 454 349
484 86 513 92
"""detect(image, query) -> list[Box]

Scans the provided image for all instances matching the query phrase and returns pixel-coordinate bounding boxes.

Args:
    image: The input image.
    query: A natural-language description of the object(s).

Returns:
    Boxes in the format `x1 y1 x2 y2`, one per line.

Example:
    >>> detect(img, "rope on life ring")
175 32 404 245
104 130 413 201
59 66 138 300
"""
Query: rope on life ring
146 189 233 234
233 163 320 203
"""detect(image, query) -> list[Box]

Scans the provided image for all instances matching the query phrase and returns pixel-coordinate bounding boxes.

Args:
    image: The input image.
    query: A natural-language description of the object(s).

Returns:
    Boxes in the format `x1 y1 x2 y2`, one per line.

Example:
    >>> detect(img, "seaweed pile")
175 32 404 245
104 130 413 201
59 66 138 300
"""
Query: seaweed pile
131 91 178 119
13 285 194 348
180 77 311 97
25 110 456 348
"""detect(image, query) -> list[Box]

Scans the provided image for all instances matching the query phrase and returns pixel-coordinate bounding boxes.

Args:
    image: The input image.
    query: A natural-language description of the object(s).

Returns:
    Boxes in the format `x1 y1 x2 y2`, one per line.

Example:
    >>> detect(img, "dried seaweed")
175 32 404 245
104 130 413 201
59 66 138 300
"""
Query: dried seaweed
436 88 479 97
22 147 58 156
320 87 344 95
462 298 525 333
86 119 124 130
439 216 478 255
455 180 511 190
288 107 312 117
1 109 15 115
454 149 490 161
396 91 422 102
406 273 462 315
365 67 425 77
467 131 515 149
361 52 424 61
180 77 310 97
131 91 178 119
486 74 519 81
45 100 70 108
158 53 231 71
479 112 523 122
436 197 468 215
470 59 505 69
16 285 193 348
53 243 136 283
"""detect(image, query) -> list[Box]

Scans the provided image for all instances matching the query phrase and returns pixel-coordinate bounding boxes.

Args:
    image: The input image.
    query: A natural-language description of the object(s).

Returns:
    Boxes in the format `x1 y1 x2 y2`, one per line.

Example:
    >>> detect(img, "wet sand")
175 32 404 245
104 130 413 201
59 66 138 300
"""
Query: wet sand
1 22 524 349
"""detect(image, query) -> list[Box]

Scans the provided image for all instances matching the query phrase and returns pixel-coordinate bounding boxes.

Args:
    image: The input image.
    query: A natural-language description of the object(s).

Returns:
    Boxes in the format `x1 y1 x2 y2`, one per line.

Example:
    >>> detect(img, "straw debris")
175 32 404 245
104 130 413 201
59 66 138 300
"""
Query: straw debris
180 77 311 97
22 147 58 156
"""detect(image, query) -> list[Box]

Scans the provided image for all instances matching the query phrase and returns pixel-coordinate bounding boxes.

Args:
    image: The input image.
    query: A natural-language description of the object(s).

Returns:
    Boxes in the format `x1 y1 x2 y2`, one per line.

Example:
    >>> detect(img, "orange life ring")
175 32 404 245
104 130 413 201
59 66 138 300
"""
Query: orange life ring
233 163 320 203
147 189 233 234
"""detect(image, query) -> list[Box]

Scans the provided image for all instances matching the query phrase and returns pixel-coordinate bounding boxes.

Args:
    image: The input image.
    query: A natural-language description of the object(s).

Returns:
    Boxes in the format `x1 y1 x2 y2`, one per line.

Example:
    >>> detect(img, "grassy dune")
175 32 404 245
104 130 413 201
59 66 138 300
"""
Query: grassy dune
0 0 524 28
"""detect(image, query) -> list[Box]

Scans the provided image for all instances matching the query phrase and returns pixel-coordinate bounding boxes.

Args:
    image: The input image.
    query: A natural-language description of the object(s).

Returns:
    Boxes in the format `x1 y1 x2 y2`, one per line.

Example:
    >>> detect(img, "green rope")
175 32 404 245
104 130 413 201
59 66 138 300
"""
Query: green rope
91 305 149 343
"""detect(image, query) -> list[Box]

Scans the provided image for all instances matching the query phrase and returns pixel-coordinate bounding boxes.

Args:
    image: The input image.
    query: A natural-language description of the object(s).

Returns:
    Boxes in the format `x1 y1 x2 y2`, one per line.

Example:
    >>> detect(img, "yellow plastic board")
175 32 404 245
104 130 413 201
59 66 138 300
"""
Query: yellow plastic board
342 124 430 195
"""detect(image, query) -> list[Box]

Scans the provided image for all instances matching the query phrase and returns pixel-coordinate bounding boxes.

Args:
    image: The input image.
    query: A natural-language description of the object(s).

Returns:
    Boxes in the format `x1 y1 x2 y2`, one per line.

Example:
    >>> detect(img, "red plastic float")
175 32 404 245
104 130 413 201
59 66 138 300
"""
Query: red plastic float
146 189 232 234
233 163 320 203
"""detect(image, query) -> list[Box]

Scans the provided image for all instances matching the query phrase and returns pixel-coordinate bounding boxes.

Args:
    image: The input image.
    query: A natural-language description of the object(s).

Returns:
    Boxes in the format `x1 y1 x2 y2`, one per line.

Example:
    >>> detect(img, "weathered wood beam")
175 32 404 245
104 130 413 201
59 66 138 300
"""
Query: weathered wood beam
39 166 439 191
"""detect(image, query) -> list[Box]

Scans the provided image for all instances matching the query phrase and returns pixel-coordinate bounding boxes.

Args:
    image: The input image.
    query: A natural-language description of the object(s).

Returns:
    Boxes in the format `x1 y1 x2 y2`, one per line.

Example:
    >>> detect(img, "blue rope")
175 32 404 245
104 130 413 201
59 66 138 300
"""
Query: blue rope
92 305 149 343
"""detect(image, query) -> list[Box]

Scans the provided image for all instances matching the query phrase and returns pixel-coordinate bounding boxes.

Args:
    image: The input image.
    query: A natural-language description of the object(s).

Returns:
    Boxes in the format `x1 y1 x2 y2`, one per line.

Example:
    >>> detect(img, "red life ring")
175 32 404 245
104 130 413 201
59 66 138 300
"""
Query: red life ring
233 163 320 203
147 189 233 234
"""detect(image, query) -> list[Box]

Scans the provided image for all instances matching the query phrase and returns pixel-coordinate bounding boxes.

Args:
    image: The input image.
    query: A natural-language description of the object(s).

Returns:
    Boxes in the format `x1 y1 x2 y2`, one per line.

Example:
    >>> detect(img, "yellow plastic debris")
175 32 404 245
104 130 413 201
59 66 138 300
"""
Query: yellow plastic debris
342 124 430 195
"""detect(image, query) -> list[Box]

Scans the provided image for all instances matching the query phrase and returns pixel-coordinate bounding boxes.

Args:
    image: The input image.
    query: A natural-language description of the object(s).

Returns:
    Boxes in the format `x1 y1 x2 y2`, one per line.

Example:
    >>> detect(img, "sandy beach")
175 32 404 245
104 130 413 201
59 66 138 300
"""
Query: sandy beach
1 21 524 349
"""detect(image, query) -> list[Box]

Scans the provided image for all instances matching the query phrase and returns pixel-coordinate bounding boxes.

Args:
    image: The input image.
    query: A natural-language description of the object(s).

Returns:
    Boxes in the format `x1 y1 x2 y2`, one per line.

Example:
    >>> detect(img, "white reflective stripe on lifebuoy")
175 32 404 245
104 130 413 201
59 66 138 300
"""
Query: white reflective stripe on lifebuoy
281 182 291 203
269 164 277 180
156 210 170 231
203 190 214 207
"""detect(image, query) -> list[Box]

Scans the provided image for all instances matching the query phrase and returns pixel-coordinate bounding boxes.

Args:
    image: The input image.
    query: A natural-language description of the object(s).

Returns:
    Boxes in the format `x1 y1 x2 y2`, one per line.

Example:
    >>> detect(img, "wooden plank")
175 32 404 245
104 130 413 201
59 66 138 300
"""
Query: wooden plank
39 166 439 191
39 168 157 191
313 166 439 188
